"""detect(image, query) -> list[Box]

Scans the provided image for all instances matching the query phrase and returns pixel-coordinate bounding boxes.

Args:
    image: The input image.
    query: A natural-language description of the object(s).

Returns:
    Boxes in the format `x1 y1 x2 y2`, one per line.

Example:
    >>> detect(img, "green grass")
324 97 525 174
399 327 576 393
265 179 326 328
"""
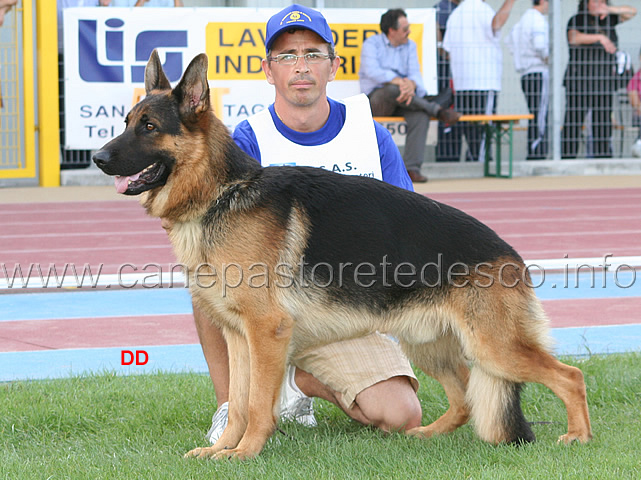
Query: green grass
2 353 640 479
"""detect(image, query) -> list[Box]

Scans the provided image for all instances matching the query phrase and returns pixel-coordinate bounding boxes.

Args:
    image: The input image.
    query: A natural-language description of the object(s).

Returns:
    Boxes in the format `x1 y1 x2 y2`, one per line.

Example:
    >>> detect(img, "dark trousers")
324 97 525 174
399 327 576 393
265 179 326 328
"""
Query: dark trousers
562 85 613 158
436 121 463 162
436 57 461 162
634 114 641 140
368 84 441 172
454 90 497 162
521 72 549 160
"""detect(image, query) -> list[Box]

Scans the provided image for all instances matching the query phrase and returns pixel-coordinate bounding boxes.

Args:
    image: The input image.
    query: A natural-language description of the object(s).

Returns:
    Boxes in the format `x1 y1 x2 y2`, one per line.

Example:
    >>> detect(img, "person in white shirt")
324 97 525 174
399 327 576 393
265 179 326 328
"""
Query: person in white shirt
506 0 550 160
442 0 517 162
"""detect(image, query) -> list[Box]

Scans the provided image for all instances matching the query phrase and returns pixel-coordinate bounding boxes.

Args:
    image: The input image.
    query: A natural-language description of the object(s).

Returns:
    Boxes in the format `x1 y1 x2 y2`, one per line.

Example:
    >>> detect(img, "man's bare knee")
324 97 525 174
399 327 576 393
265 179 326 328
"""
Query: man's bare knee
355 376 422 432
375 394 422 432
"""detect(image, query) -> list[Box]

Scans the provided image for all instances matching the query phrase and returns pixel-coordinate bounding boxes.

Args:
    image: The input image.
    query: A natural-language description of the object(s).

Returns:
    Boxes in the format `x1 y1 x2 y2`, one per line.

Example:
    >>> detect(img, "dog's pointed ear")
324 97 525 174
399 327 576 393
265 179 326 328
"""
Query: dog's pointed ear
145 49 172 94
173 53 210 119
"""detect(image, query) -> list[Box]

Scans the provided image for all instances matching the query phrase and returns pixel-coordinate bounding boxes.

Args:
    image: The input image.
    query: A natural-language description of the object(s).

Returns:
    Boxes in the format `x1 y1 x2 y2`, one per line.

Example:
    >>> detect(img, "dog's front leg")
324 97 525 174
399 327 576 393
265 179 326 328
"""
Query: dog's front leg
185 328 250 459
213 312 293 460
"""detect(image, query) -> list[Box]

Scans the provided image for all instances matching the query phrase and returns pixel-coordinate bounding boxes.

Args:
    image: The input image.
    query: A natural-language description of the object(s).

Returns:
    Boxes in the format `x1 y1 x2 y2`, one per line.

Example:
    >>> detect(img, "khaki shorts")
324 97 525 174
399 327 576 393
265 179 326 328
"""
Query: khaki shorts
292 332 419 410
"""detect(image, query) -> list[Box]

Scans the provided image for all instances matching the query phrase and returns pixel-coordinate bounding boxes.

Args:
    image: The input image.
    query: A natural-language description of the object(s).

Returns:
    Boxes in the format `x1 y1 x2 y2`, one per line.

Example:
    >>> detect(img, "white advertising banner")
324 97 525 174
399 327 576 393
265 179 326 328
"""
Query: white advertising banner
62 7 436 149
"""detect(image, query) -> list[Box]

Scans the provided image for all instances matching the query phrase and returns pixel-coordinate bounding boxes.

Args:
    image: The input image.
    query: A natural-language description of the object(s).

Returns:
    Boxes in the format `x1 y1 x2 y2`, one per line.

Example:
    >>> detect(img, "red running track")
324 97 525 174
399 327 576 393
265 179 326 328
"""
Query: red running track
1 298 640 353
1 187 640 353
2 188 640 273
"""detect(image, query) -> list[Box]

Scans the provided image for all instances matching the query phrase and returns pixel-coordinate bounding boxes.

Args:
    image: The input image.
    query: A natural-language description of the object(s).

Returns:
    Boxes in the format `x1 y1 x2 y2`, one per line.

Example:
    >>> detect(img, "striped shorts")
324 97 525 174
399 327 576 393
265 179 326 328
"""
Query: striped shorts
293 332 418 410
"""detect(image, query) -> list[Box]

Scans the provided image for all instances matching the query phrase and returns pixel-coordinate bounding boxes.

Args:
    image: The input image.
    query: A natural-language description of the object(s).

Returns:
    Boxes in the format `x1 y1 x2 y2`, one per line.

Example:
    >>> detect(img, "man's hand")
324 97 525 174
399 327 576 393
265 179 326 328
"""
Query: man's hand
392 77 416 106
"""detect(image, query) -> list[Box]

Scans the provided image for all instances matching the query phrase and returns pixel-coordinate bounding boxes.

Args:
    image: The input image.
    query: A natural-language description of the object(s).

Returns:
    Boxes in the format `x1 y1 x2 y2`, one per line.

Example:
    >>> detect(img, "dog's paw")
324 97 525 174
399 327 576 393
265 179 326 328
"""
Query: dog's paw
557 432 592 445
184 446 219 459
184 445 258 461
405 426 438 439
213 447 257 461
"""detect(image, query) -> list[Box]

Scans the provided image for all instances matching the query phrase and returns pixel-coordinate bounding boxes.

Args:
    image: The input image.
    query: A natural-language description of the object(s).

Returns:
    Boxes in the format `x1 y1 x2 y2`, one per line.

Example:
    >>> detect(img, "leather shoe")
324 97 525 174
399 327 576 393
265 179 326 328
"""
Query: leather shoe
426 87 453 110
437 107 462 125
407 170 428 183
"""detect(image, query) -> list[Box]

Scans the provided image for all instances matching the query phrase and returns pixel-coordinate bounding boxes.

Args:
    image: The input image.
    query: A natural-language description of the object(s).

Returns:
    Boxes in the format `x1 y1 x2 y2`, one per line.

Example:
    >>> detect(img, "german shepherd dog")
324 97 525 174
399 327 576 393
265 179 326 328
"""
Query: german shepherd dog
94 51 592 460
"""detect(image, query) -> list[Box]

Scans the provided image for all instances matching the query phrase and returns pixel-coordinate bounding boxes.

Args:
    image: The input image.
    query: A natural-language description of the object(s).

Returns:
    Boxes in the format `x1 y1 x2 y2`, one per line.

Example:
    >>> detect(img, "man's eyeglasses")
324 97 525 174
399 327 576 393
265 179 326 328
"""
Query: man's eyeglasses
268 52 333 66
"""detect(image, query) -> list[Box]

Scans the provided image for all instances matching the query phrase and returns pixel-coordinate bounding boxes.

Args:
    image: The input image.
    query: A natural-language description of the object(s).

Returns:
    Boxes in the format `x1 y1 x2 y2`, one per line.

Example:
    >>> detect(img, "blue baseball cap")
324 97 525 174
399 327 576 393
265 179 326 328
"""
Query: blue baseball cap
265 4 334 53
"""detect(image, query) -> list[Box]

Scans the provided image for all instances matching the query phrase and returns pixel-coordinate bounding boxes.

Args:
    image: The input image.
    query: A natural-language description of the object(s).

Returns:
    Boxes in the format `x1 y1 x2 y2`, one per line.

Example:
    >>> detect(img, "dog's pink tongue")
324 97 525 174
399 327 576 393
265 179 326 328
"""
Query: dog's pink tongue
114 173 141 194
114 176 129 194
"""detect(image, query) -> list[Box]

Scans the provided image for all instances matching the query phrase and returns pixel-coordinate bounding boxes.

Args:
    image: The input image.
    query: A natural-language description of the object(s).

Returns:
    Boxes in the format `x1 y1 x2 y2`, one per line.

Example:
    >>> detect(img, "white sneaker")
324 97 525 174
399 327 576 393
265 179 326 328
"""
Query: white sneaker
205 401 228 445
205 366 315 444
279 365 317 427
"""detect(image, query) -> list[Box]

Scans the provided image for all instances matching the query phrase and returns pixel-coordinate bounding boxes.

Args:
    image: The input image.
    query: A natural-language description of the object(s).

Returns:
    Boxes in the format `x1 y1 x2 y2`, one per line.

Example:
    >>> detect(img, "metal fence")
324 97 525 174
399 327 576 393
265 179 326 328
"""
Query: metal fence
0 5 21 171
430 0 640 162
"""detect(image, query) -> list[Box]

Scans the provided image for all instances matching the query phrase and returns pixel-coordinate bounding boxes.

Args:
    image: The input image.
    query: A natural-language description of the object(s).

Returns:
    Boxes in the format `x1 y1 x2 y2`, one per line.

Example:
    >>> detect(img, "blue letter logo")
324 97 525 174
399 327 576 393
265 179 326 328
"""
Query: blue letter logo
78 19 124 82
78 18 188 83
131 31 188 82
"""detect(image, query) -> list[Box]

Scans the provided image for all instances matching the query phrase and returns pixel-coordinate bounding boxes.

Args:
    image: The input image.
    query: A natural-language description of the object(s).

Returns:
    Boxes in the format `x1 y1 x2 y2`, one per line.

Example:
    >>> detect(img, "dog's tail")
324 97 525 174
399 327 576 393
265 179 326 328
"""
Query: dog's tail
466 370 535 445
463 287 551 445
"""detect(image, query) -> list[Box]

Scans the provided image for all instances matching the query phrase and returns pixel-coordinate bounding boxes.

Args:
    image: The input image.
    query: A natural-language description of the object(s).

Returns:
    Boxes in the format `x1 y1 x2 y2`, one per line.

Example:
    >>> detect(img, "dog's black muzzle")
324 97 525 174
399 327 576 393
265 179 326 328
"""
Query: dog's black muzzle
92 150 111 172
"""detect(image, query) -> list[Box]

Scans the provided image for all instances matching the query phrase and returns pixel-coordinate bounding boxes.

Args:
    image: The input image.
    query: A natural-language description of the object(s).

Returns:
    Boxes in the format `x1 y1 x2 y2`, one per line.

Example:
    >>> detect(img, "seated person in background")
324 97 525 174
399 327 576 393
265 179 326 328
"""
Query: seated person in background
359 8 461 183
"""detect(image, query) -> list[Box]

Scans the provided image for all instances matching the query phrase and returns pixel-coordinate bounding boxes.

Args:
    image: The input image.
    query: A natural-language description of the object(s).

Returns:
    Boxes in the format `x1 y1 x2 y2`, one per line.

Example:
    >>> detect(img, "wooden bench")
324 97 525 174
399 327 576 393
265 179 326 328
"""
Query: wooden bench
374 114 534 178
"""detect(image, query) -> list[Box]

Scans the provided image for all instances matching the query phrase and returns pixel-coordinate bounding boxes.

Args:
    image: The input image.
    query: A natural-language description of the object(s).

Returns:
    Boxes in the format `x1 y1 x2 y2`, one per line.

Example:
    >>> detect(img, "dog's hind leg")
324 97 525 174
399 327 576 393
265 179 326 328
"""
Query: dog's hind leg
469 342 591 445
461 290 591 445
185 327 250 458
518 295 592 444
533 356 592 445
402 333 471 438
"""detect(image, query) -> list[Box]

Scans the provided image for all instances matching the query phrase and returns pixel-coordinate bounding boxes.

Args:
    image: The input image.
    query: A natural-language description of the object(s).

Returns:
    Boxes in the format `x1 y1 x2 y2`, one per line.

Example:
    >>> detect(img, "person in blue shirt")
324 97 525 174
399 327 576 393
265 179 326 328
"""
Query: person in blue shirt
194 4 422 446
359 8 461 182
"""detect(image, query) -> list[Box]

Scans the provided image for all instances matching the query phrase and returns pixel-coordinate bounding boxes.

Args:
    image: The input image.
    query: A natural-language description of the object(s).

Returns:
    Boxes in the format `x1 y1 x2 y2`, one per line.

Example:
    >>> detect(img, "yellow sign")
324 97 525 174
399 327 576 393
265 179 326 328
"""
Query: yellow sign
205 22 424 81
206 23 266 80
